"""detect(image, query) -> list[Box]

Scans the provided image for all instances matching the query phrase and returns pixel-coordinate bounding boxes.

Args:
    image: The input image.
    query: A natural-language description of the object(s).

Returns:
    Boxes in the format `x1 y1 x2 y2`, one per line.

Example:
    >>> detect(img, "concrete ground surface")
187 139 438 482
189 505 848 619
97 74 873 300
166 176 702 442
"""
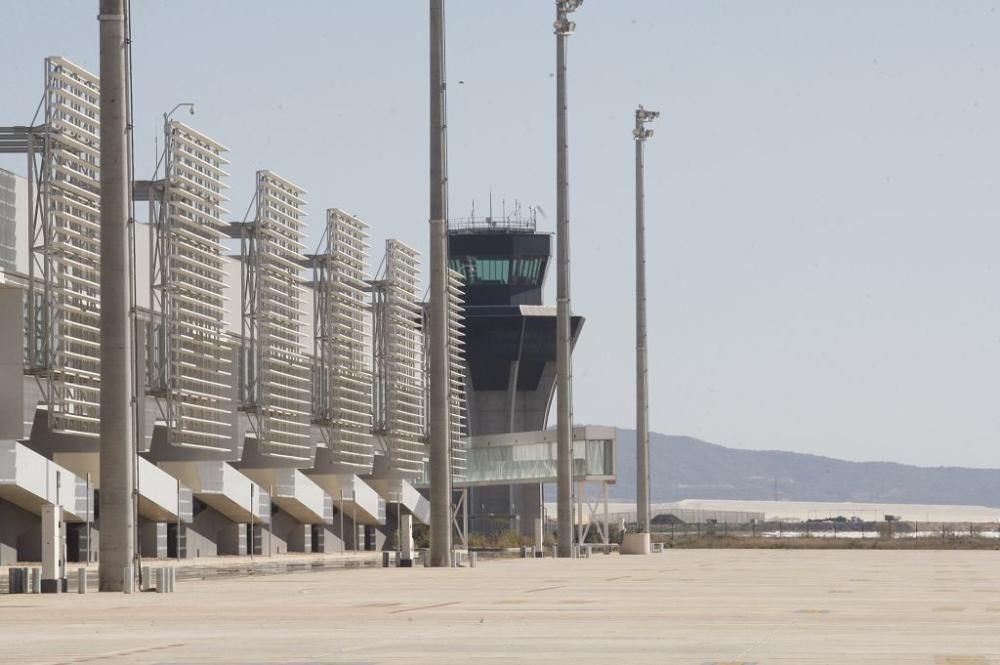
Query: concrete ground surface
3 549 1000 664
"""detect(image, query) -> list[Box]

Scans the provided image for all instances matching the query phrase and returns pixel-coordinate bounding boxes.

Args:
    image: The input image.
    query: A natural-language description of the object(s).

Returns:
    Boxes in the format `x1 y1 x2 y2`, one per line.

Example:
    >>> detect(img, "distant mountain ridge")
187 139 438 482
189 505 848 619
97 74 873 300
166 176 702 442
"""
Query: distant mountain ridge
610 429 1000 507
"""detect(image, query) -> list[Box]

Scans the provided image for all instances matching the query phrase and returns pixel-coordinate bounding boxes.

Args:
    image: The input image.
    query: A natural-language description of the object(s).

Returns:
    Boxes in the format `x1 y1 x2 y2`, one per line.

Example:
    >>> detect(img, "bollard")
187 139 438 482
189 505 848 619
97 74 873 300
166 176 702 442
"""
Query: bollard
469 551 477 568
382 551 390 568
77 568 87 594
123 564 134 594
394 550 401 567
169 567 177 593
423 551 431 567
8 568 21 594
157 567 166 593
142 566 151 592
30 568 40 594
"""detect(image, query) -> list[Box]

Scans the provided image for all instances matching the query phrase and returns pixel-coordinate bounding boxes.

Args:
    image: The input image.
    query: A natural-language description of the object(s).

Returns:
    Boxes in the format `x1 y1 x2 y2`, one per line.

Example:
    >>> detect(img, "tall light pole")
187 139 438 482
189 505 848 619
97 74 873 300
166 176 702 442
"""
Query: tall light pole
634 105 658 538
428 0 453 567
98 0 135 591
554 0 581 559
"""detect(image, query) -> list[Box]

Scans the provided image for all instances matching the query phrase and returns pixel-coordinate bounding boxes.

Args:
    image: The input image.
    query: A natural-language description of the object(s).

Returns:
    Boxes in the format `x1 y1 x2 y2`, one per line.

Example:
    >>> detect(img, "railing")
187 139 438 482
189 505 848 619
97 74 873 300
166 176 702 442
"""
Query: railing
448 215 536 234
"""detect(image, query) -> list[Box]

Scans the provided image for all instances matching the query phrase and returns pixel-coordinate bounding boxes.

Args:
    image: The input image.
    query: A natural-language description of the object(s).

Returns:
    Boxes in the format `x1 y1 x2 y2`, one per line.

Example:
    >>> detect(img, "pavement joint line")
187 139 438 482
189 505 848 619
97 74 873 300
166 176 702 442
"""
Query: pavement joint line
523 585 567 593
387 601 461 614
37 642 186 665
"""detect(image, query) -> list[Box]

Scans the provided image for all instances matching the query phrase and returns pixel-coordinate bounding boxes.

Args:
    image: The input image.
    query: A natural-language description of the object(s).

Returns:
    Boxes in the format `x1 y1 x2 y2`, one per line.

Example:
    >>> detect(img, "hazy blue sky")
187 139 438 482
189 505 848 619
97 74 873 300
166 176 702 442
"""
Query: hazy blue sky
3 2 999 468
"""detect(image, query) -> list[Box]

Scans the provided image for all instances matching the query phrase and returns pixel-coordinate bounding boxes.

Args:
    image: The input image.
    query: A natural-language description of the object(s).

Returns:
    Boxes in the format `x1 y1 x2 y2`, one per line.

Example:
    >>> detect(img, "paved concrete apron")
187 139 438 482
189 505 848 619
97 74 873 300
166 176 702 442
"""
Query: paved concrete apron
2 549 999 664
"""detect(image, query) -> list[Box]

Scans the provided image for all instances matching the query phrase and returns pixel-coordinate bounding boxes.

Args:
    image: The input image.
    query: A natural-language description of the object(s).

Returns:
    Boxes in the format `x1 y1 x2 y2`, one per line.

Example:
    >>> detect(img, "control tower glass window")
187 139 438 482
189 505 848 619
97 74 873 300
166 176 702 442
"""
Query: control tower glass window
449 256 543 288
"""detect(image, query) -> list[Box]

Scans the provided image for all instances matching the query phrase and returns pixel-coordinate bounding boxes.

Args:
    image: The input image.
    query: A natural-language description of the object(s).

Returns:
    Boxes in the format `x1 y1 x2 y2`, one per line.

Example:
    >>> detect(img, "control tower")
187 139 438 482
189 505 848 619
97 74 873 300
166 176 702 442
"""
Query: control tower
448 207 584 537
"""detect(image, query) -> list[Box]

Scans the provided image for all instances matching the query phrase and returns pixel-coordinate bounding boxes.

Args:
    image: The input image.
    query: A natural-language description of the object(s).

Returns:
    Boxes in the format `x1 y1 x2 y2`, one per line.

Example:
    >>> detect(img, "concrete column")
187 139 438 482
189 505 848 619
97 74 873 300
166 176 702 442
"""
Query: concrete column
554 0 580 559
40 504 62 593
428 0 452 567
634 106 658 539
98 0 136 592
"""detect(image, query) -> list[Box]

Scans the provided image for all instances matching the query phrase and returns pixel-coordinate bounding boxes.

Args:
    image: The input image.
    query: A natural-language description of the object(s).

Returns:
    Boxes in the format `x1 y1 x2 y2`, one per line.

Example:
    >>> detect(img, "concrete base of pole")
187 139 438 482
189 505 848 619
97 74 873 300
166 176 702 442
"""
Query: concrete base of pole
621 533 651 555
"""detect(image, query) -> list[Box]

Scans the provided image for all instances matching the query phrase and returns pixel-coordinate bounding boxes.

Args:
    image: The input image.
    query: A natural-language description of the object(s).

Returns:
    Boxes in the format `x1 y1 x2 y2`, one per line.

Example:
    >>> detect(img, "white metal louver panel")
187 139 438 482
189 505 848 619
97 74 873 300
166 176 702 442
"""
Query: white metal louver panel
376 240 425 475
420 268 468 479
446 268 468 478
35 57 102 436
245 171 312 460
312 209 373 471
158 121 233 452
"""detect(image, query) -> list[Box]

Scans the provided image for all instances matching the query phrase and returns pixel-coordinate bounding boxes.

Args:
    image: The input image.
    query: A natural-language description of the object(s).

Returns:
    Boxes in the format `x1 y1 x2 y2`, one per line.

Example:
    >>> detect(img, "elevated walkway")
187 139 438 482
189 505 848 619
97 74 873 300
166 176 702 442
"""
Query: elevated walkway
417 425 616 488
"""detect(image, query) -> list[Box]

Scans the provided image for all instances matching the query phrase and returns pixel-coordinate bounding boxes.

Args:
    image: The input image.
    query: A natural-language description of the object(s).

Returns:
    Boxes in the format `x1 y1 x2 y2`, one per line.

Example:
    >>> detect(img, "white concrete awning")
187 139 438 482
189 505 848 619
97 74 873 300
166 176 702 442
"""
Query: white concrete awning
0 441 91 522
307 473 384 526
158 461 269 524
138 457 191 523
240 468 329 525
45 451 190 523
367 478 430 526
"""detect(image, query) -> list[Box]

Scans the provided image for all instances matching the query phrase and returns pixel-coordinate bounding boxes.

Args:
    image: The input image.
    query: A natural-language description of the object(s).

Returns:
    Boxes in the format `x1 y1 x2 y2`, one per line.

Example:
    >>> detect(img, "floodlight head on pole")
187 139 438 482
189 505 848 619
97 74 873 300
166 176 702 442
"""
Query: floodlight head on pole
554 0 581 35
164 102 196 123
634 106 659 141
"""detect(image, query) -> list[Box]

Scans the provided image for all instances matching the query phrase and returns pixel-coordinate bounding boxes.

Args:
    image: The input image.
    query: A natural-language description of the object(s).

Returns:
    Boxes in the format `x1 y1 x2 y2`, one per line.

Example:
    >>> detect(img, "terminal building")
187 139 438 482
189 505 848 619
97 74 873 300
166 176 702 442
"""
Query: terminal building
0 56 616 569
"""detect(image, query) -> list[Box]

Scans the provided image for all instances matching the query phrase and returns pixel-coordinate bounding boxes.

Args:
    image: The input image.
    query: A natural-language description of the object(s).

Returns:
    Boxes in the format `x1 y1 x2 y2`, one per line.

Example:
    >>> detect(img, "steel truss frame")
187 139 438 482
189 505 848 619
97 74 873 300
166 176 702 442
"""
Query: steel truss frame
575 479 610 547
451 486 469 550
235 171 312 462
310 209 374 471
148 120 233 452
